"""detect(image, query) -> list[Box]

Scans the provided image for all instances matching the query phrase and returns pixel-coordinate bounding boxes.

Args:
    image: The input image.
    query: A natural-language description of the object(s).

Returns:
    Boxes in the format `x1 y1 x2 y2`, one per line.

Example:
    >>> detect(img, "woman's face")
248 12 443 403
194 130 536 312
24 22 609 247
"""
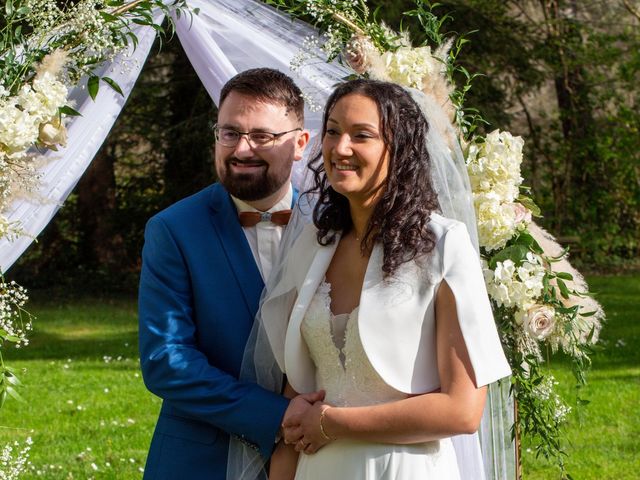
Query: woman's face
322 93 390 206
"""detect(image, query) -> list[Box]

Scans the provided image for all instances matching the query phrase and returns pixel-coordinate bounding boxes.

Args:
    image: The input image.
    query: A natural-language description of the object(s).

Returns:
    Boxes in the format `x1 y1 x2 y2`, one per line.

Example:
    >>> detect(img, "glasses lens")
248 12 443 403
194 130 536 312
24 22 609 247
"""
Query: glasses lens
248 132 276 146
216 128 240 146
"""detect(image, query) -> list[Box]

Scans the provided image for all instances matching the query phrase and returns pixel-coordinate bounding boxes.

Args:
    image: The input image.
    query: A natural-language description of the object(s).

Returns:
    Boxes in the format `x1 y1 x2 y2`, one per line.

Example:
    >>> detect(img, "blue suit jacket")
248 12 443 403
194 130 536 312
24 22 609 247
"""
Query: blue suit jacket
139 183 289 480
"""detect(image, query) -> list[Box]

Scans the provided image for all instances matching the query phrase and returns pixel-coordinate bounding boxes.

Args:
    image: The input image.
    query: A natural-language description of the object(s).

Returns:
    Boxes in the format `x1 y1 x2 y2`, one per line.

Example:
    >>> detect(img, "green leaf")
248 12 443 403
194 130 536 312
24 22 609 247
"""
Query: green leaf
555 271 574 281
489 244 529 269
4 373 21 386
87 75 100 100
556 278 570 299
5 385 24 402
59 105 82 117
100 11 119 22
102 77 124 96
5 1 13 16
517 195 542 217
0 389 7 409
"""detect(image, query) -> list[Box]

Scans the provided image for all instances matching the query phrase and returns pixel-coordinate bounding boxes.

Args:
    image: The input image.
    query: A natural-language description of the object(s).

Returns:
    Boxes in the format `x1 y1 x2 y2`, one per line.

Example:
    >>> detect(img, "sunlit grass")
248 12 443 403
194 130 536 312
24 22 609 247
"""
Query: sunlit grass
0 296 160 479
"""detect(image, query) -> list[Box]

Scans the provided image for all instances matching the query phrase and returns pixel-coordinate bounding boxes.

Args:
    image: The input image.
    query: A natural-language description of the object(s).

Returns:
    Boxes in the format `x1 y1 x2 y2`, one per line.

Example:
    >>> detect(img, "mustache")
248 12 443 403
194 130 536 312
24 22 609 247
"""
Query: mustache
225 157 268 166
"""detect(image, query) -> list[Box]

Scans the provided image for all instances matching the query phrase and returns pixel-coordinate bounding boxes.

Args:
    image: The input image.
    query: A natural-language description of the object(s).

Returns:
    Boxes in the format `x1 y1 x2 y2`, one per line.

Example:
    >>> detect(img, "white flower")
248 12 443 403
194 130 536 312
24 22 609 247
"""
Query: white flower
485 254 545 309
0 99 40 153
520 305 556 340
38 118 67 148
467 129 524 202
474 193 518 251
378 46 439 90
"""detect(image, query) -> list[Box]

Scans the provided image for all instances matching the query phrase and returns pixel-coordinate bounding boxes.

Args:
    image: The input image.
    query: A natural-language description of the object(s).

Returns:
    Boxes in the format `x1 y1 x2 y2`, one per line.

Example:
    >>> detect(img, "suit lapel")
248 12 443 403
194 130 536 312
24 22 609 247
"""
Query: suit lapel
208 184 264 317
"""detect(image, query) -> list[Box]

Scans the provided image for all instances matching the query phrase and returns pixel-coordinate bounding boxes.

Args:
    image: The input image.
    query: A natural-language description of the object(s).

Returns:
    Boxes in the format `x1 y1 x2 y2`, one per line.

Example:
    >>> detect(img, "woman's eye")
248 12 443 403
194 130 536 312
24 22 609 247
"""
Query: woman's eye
355 132 374 139
325 129 339 136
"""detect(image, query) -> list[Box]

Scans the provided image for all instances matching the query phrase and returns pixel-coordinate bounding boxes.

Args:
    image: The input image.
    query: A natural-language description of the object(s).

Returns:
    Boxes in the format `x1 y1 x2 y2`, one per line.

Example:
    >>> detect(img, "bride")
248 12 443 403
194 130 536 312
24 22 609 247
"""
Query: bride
240 78 511 479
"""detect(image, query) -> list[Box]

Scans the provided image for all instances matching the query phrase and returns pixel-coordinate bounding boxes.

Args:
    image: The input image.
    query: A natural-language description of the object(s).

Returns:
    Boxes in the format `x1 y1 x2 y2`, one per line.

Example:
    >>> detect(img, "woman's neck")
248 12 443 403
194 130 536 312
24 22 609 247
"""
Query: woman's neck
349 201 375 241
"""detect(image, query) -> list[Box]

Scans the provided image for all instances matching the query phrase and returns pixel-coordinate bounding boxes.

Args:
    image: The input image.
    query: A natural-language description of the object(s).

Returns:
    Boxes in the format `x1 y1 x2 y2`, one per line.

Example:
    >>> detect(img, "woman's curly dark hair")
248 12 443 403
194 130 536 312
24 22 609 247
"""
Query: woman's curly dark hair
307 79 440 278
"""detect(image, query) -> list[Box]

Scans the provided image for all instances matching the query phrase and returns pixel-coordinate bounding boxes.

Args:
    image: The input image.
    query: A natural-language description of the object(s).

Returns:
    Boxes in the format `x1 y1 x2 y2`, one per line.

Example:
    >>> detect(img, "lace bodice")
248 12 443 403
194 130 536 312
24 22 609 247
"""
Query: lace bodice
300 280 408 407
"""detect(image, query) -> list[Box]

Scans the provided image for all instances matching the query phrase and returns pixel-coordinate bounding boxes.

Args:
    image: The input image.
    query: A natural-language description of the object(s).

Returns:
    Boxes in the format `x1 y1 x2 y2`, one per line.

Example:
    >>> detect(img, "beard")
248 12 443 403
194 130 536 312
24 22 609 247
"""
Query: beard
217 156 293 201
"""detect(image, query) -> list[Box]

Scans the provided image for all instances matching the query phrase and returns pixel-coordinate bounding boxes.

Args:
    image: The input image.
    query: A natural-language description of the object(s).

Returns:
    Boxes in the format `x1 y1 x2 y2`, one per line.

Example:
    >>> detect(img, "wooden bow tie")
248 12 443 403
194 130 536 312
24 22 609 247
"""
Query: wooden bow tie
238 210 292 227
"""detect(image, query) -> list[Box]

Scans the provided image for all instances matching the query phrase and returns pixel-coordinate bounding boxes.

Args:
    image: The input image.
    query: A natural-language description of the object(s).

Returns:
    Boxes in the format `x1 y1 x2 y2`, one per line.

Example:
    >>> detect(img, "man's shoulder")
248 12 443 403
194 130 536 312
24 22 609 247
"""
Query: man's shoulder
150 183 221 225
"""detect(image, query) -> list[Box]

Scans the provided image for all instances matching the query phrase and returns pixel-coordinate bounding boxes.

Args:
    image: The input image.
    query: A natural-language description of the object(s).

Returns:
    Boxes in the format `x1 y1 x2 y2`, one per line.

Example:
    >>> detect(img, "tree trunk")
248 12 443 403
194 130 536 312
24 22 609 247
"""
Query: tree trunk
76 143 124 269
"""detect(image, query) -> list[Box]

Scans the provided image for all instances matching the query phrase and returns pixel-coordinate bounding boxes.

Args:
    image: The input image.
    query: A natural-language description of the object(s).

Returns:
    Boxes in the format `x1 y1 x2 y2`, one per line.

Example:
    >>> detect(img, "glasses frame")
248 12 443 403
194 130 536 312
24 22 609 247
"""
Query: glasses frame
213 124 303 150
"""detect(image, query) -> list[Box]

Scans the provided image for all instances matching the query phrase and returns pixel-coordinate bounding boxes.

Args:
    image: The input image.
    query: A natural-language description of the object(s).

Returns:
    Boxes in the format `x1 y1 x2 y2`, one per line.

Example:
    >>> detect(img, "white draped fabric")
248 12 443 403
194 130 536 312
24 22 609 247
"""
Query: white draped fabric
0 0 514 478
0 12 164 273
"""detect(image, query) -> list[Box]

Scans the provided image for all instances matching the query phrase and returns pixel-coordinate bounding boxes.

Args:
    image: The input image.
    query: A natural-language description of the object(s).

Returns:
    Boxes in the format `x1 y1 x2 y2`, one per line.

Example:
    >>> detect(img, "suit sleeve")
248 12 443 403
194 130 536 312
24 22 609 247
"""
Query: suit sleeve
138 216 289 458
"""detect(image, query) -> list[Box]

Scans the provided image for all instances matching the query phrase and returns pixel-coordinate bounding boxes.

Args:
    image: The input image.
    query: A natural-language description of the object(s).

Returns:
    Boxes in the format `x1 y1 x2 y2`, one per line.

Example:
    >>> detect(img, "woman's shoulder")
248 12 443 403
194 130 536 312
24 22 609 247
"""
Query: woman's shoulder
428 213 468 242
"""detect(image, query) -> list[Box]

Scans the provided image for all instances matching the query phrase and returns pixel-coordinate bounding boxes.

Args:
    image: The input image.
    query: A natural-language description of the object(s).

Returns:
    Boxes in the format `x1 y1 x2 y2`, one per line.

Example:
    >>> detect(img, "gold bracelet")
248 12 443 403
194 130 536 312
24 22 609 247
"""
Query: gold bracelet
319 406 335 441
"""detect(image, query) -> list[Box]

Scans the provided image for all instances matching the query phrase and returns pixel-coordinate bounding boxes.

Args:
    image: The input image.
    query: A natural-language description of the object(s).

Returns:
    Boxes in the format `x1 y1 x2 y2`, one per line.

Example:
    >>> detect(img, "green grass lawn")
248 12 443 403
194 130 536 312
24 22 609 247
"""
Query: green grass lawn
0 296 161 479
0 275 638 479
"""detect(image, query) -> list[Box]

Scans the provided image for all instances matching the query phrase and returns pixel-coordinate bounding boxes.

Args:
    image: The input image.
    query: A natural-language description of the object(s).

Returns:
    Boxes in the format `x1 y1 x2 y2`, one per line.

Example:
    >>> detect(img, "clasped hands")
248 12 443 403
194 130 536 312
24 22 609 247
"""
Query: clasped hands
281 391 333 455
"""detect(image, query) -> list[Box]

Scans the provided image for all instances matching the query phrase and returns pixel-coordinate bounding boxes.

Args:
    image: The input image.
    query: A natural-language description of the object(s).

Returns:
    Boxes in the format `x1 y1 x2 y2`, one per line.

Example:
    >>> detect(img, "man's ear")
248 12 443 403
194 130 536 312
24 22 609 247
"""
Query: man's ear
293 129 311 161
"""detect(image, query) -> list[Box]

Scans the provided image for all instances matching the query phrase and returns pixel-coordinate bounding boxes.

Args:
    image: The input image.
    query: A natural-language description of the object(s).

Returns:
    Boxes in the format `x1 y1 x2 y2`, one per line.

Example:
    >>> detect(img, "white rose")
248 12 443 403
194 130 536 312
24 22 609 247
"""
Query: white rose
38 118 67 148
522 305 556 340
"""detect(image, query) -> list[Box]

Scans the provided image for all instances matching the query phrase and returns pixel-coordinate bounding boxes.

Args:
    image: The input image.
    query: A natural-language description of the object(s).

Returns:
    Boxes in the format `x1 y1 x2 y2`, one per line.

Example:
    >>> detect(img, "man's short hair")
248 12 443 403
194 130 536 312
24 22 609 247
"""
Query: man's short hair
219 68 304 123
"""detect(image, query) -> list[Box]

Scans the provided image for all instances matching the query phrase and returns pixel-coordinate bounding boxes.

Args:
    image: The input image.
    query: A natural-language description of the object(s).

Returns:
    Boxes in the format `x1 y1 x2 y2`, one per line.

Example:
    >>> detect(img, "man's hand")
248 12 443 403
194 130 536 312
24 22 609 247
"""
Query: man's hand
281 391 324 445
283 401 334 454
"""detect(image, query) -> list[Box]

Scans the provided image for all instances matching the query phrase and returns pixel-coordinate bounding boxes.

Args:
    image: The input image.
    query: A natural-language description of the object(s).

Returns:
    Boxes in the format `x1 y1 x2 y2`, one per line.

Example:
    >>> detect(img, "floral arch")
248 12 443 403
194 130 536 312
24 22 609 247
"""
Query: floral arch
0 1 604 479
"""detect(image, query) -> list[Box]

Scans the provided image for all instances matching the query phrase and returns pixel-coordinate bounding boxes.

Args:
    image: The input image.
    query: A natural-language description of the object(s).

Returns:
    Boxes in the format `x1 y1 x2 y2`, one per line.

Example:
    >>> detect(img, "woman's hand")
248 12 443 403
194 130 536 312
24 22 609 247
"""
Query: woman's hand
282 401 335 454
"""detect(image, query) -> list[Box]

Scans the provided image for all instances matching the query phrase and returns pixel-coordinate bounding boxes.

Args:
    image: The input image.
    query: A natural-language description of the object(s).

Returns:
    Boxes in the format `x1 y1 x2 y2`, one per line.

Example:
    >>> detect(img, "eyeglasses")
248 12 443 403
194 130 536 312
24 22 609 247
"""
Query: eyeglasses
213 124 302 150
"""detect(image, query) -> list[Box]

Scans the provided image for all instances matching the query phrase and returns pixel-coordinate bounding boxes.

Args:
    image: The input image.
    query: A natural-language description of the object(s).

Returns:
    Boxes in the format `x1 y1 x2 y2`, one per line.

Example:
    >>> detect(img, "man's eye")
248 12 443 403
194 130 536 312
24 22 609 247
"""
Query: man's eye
220 130 239 141
250 133 274 144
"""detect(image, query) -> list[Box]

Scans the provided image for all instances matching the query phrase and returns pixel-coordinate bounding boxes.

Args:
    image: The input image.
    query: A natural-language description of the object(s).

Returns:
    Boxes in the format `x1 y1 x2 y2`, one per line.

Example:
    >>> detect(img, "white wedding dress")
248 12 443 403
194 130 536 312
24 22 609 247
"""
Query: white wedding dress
294 280 461 480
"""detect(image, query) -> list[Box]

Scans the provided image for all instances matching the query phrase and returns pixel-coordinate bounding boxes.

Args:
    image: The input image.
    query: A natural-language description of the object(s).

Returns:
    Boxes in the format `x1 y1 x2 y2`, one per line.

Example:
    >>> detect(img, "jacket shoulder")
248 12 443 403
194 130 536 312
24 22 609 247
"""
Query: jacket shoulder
149 184 219 227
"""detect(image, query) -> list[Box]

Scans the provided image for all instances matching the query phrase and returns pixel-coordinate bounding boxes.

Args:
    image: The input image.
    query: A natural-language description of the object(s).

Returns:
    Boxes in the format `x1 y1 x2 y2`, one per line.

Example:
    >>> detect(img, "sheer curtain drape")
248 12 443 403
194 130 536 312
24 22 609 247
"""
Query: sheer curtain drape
0 11 163 273
0 0 514 478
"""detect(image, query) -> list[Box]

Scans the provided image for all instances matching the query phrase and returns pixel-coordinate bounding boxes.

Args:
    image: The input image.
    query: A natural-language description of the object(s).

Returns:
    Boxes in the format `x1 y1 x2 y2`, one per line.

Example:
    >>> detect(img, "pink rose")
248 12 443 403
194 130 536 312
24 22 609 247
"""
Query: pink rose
523 305 555 340
512 202 532 225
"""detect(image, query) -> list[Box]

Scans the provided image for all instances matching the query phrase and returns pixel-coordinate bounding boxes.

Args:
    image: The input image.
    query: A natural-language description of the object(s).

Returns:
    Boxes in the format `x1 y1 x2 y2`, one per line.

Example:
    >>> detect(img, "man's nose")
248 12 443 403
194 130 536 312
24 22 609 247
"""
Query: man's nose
233 135 254 158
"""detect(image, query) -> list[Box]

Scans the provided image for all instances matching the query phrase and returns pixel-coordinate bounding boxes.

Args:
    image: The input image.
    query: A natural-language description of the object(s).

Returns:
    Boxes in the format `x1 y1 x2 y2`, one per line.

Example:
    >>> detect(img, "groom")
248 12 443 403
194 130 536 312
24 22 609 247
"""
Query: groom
138 68 320 479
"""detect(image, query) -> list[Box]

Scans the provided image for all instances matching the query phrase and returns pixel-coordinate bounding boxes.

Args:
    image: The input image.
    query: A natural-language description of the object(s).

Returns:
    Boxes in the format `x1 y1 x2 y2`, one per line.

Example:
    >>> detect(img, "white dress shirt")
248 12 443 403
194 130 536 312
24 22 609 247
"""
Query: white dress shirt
231 185 293 282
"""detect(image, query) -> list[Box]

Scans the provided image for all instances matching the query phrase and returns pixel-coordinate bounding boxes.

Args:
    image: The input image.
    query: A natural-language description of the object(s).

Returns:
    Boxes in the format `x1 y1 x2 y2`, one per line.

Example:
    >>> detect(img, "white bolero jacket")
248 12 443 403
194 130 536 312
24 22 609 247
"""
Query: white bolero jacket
261 214 511 395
